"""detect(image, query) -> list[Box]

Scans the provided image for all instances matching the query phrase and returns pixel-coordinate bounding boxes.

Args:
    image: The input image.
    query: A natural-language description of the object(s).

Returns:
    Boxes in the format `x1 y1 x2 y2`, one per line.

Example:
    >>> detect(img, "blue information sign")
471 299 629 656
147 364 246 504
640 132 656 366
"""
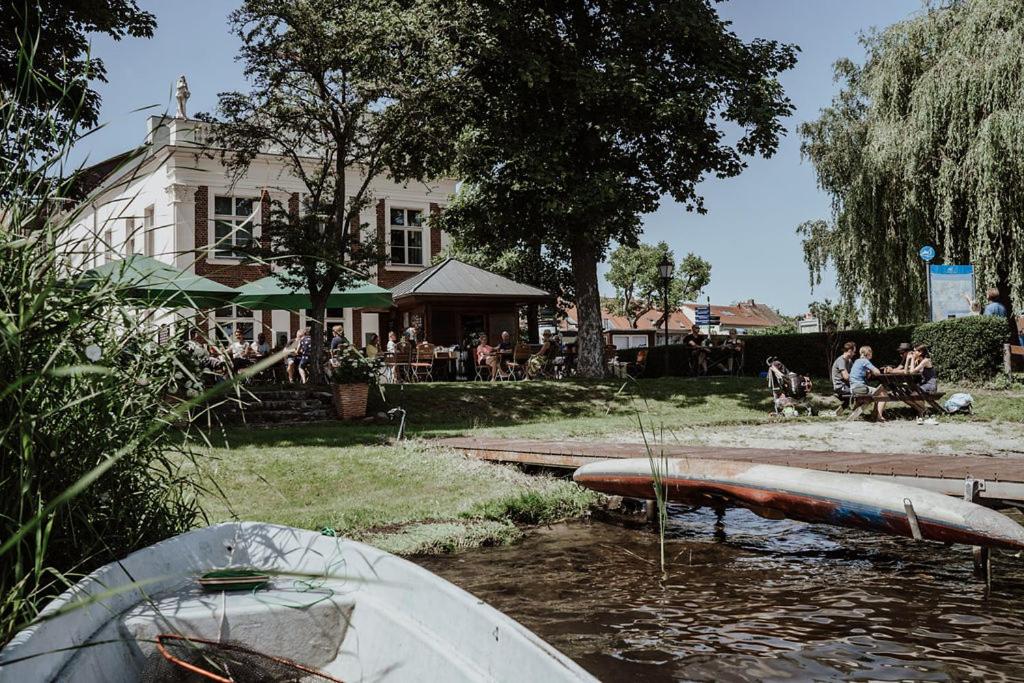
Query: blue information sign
919 245 936 262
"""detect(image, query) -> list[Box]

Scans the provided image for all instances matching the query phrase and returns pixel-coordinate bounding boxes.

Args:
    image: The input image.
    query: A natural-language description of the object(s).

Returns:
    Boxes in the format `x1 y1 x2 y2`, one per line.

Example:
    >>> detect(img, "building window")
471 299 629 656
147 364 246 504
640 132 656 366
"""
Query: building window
304 307 345 340
125 216 137 255
389 208 424 266
143 205 155 256
212 305 254 342
104 227 115 263
213 196 257 259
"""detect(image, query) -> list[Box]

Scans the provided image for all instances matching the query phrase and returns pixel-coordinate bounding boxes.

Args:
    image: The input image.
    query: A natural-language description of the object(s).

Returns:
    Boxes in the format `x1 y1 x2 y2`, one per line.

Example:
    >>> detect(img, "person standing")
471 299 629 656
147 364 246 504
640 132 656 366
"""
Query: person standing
982 288 1008 318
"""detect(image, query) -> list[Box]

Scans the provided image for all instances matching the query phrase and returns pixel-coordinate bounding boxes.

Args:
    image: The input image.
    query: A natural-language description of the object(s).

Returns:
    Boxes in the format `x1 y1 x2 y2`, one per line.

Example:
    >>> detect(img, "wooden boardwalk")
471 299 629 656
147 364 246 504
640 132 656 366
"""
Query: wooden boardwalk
438 437 1024 505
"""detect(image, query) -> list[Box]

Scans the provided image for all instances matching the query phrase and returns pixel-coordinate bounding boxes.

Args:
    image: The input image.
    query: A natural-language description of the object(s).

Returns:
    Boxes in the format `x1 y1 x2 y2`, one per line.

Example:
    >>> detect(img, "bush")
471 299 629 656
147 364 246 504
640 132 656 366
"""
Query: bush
913 316 1009 382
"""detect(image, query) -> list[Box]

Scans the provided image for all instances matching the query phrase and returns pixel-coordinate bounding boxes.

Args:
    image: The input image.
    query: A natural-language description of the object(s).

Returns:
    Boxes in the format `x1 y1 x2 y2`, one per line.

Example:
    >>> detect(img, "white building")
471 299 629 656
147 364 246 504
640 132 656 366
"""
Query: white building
68 114 457 347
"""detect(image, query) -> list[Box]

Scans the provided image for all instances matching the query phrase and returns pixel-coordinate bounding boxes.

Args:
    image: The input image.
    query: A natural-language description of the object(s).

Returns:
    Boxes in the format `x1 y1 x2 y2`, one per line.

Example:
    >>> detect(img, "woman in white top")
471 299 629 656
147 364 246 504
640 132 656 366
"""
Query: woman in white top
250 332 271 358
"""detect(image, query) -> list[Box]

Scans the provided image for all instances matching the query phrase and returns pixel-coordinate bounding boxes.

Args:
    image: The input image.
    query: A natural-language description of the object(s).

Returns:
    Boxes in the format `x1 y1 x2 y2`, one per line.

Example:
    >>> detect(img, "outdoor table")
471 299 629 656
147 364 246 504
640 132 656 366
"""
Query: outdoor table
433 350 457 381
848 370 944 419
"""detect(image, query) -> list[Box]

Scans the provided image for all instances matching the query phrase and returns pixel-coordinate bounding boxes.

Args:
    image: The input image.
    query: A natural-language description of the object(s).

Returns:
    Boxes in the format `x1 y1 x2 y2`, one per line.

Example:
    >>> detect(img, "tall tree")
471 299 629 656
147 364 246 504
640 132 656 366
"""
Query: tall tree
606 242 710 329
433 0 796 377
799 0 1024 326
1 0 154 179
204 0 454 377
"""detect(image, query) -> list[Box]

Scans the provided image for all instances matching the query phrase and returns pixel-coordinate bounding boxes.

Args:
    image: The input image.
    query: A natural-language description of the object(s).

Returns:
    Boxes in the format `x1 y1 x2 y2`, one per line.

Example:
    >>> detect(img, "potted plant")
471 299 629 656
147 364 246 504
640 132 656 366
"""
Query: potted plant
326 346 381 420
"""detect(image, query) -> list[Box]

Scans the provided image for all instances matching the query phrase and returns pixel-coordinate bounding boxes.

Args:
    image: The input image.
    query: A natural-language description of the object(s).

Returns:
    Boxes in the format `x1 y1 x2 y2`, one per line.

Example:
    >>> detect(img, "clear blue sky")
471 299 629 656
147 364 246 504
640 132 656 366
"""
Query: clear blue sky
81 0 924 315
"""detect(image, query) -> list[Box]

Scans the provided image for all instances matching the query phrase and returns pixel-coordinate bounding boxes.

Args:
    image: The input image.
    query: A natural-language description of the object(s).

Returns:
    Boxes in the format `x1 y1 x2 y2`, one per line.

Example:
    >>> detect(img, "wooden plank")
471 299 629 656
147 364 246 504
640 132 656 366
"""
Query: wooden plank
437 437 1024 503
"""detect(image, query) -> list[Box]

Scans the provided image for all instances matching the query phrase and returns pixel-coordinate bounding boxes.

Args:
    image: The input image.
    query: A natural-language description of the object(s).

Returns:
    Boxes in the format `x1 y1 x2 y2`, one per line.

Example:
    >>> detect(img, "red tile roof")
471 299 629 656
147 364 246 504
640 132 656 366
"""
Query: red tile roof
560 300 784 331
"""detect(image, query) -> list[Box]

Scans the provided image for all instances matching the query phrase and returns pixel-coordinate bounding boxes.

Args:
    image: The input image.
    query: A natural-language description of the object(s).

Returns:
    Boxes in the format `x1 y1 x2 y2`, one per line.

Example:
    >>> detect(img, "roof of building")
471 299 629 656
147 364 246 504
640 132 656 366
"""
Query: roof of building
390 258 553 301
560 299 786 332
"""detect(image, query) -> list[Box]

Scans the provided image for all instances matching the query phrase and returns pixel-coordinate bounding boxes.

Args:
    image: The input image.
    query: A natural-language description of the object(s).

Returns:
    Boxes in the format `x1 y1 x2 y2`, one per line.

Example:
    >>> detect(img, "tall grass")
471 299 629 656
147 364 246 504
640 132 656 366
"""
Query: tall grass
0 47 211 643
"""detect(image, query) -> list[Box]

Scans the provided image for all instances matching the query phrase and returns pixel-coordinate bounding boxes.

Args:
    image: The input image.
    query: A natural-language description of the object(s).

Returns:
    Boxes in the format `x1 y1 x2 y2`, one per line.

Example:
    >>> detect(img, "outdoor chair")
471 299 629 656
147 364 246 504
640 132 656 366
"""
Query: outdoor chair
411 342 435 382
474 354 492 381
507 343 532 380
392 341 414 383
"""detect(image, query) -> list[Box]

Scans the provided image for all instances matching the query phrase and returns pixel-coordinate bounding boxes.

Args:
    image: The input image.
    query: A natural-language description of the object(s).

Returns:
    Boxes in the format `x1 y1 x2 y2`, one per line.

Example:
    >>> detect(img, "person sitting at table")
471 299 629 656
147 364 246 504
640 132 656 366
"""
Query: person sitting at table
719 328 745 373
227 329 255 371
884 342 913 372
475 334 497 380
831 341 857 400
907 344 937 394
329 324 349 354
251 332 271 359
365 333 380 359
850 345 886 421
386 330 399 353
682 324 709 375
497 330 514 353
285 328 311 383
527 330 558 379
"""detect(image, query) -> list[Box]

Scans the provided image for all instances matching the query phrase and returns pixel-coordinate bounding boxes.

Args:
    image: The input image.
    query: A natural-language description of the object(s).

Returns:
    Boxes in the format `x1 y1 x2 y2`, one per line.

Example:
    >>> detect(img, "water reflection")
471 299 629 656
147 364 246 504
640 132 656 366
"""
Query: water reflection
416 507 1024 682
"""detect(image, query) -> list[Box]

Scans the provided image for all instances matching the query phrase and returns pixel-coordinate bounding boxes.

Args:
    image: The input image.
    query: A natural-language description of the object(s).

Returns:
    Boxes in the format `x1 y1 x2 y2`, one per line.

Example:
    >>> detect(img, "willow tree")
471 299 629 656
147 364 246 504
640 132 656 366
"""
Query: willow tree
800 0 1024 325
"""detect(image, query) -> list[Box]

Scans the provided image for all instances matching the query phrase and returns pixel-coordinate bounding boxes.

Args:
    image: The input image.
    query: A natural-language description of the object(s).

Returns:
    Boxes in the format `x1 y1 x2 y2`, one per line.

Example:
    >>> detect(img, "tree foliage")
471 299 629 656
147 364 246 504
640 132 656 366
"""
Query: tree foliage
807 298 862 331
432 0 797 377
0 0 154 176
203 0 454 375
605 241 710 328
800 0 1024 325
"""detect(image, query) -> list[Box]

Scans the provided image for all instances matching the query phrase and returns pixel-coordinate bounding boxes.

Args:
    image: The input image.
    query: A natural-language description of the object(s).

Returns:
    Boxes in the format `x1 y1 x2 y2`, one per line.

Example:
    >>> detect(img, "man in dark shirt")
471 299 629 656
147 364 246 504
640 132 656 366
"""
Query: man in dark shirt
682 324 709 375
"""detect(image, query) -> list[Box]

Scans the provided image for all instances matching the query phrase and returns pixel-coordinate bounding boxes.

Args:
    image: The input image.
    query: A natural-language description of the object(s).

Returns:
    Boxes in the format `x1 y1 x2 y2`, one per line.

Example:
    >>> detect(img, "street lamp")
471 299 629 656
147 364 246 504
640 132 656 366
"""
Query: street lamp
658 255 674 375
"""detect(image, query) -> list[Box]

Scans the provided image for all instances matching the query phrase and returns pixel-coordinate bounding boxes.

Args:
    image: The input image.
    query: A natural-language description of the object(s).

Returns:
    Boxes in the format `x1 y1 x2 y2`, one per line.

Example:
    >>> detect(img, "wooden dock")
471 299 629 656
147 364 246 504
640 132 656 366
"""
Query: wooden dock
438 437 1024 505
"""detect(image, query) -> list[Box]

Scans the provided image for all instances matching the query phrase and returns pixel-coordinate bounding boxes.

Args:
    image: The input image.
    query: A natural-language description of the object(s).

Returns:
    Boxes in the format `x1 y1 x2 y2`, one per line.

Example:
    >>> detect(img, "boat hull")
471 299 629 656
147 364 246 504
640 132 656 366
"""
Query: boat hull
0 522 596 683
574 458 1024 550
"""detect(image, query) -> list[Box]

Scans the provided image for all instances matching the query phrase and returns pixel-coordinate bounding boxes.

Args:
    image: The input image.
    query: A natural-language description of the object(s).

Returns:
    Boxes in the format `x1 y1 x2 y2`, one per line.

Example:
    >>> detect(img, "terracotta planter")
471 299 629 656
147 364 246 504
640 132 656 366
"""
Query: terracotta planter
332 383 369 420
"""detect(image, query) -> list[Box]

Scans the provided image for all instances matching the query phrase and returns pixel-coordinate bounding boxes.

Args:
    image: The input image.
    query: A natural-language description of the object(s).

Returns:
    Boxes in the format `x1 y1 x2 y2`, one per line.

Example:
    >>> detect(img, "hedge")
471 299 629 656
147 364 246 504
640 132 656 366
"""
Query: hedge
616 317 1009 381
913 315 1008 382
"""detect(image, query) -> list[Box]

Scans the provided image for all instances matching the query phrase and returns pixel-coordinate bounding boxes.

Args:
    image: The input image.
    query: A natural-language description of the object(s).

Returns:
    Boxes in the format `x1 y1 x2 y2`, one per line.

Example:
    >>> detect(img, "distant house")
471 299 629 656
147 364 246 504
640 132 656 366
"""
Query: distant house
560 299 786 348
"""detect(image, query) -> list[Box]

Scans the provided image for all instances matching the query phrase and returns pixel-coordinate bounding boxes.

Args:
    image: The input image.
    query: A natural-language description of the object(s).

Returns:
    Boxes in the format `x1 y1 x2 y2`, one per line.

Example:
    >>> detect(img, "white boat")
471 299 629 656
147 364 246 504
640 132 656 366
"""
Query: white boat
0 522 596 682
574 458 1024 549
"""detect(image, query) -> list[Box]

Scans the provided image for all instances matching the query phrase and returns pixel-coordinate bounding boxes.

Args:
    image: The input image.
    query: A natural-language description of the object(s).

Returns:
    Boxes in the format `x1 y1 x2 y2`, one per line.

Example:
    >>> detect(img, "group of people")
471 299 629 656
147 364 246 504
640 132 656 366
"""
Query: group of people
475 329 561 380
831 341 937 421
682 325 745 375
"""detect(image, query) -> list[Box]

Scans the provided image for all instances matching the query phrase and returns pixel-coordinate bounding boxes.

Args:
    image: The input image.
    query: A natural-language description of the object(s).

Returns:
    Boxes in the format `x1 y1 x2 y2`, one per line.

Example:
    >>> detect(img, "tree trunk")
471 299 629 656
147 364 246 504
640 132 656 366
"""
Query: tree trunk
309 291 329 385
570 233 605 379
527 304 539 343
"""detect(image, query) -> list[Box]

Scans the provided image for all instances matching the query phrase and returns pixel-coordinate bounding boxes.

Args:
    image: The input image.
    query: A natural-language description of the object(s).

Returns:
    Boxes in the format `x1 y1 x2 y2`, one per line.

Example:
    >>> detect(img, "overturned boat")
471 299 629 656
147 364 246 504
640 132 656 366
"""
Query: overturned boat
0 522 596 682
574 458 1024 550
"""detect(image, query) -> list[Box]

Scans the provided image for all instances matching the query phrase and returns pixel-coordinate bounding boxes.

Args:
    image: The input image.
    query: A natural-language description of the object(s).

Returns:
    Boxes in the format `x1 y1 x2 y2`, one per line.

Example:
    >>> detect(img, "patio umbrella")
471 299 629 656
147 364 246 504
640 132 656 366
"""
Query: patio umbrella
81 254 237 308
231 273 393 310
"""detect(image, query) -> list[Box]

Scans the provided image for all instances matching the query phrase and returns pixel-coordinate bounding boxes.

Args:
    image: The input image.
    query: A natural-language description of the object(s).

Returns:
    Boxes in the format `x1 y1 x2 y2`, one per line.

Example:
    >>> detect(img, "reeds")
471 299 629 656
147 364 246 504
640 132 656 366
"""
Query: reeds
0 44 218 643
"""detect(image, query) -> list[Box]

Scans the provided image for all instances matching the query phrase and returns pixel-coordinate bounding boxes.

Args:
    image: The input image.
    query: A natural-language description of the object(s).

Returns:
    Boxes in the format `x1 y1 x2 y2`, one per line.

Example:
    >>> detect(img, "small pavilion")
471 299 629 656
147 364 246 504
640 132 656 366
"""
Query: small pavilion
379 258 553 345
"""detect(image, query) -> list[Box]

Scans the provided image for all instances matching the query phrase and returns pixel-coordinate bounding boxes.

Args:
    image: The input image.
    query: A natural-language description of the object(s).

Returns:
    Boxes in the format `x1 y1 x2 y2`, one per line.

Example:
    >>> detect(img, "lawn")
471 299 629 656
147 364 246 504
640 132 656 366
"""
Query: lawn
198 376 1024 554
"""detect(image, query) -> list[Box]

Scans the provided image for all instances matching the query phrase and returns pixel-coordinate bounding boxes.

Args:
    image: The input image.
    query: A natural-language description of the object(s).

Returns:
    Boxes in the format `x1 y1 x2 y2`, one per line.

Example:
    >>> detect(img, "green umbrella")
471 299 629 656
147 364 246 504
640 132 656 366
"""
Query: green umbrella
81 254 237 308
231 273 393 310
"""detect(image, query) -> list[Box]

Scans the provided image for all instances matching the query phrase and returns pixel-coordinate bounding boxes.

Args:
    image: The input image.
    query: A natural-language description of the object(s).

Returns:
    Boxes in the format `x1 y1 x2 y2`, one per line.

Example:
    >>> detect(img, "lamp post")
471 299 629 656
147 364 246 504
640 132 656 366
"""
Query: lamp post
658 255 674 375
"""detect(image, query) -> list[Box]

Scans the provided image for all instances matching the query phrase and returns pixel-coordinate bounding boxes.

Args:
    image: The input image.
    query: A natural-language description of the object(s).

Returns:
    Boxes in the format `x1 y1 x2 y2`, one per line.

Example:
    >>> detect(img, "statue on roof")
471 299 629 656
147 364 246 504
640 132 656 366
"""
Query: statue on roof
175 75 190 119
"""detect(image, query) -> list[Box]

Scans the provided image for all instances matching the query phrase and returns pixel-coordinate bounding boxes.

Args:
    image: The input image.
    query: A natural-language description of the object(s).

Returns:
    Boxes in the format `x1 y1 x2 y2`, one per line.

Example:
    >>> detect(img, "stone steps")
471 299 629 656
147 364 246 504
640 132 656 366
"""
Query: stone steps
213 386 336 425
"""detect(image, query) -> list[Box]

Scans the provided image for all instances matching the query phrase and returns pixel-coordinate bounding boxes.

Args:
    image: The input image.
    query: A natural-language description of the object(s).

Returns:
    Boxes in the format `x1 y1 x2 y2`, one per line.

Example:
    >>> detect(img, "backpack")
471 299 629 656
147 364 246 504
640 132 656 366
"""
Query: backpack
944 392 973 414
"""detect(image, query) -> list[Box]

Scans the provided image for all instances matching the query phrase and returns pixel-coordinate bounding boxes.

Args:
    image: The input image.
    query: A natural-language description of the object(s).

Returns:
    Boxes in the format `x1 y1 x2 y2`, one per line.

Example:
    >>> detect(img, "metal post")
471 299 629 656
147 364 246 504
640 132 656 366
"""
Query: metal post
925 261 933 322
964 477 991 585
663 281 670 375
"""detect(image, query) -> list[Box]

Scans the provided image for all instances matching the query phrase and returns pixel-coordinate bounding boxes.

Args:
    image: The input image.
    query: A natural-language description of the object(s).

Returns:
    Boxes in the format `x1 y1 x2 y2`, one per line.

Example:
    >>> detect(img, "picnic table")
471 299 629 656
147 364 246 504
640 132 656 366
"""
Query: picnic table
846 369 945 421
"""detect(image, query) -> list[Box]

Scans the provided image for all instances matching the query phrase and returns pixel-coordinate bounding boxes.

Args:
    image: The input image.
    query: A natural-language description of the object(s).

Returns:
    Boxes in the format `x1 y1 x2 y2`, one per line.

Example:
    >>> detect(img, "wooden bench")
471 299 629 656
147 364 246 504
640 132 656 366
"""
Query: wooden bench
847 391 945 420
1005 344 1024 379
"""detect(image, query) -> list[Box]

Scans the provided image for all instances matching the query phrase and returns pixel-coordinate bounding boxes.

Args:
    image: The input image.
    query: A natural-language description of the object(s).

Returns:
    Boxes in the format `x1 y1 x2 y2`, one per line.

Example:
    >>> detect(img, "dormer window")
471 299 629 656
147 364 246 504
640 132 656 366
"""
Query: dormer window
389 208 424 266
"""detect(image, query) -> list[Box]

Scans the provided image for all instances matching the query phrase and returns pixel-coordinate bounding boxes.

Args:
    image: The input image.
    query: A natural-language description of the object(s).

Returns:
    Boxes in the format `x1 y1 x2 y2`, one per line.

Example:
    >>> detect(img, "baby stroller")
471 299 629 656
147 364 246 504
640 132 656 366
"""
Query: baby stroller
766 356 813 417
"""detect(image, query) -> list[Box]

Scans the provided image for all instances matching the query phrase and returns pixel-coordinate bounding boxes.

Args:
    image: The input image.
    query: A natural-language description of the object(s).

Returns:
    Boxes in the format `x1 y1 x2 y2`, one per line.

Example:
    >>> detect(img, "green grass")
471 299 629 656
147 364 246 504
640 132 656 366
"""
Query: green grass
200 376 1023 555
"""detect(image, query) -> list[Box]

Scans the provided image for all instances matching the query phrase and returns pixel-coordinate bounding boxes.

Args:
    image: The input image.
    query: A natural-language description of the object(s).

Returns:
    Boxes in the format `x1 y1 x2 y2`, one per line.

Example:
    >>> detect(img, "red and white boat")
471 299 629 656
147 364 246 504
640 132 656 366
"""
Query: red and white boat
574 458 1024 549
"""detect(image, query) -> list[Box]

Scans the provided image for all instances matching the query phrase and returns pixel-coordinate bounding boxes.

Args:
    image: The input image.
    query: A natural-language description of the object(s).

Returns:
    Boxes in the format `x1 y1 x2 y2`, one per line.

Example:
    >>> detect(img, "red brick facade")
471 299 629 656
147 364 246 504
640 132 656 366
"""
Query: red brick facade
429 202 442 258
193 185 270 287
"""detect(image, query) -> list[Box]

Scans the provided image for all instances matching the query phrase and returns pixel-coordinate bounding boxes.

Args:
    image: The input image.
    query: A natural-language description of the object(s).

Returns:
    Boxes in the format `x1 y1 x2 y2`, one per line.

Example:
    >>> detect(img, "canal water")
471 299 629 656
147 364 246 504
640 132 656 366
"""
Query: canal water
416 507 1024 682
